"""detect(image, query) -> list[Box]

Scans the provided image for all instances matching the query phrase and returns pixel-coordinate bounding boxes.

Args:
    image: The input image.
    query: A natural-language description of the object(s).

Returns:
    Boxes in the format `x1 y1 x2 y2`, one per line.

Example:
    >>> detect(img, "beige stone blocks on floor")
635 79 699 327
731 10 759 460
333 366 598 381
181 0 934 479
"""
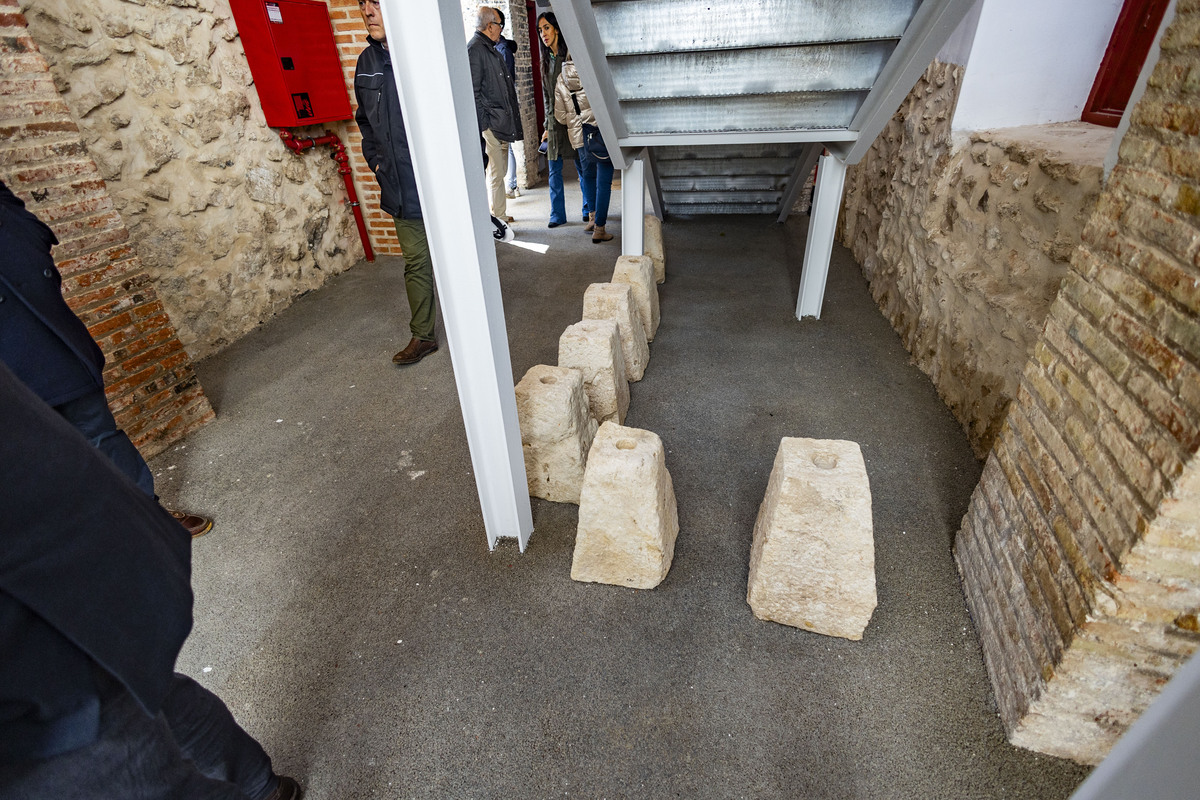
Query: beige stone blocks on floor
612 255 659 342
747 438 877 640
572 422 679 589
558 320 629 424
644 214 665 284
582 282 649 382
515 365 598 504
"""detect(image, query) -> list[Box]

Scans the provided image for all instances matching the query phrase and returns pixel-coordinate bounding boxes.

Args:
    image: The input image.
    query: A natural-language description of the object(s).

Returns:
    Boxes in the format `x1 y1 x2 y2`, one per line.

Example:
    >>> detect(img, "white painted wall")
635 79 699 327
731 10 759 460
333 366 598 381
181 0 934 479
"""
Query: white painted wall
953 0 1124 131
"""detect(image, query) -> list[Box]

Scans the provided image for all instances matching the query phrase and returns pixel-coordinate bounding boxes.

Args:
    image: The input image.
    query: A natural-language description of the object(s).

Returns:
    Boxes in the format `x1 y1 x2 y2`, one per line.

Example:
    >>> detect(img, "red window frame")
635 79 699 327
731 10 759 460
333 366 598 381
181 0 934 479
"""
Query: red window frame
1082 0 1170 127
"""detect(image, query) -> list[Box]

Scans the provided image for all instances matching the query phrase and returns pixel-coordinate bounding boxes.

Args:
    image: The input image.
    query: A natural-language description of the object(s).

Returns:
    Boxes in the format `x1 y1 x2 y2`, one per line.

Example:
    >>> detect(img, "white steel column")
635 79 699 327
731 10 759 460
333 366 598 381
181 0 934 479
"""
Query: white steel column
380 0 532 550
795 153 847 320
621 156 645 257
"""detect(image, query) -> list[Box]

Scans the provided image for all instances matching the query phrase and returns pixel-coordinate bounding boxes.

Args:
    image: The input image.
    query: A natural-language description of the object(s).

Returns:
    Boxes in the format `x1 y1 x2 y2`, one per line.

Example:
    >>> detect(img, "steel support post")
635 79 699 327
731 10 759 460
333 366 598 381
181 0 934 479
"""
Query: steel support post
777 143 822 224
795 153 847 320
621 156 645 256
379 0 532 550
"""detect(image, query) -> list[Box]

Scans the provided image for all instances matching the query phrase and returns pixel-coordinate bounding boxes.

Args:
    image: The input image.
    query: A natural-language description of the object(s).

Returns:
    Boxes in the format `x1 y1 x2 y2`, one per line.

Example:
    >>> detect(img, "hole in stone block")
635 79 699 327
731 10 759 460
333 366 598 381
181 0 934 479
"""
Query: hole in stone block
813 452 838 470
540 375 558 385
616 439 637 450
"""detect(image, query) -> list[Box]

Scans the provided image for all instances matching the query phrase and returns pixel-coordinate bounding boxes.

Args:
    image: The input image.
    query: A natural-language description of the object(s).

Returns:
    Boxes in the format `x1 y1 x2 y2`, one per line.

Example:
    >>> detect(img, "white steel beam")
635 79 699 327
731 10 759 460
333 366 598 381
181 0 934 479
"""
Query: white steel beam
622 156 645 256
379 0 533 551
796 153 847 320
831 0 977 165
644 148 665 221
621 129 857 149
551 0 630 169
776 143 822 224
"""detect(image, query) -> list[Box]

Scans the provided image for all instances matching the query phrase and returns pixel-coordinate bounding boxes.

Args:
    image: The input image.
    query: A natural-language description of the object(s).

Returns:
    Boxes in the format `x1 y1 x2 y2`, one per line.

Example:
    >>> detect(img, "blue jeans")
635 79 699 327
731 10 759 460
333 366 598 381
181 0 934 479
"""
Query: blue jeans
0 672 279 800
547 152 592 225
56 389 155 497
579 146 614 227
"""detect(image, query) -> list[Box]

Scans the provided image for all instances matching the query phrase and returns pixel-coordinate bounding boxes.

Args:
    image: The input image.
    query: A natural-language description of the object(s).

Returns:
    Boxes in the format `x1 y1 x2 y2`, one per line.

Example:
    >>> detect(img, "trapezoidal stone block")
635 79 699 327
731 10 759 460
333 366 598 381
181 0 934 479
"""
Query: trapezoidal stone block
612 254 659 342
747 437 877 640
644 214 665 284
582 282 649 382
558 319 629 425
515 365 598 504
572 421 679 589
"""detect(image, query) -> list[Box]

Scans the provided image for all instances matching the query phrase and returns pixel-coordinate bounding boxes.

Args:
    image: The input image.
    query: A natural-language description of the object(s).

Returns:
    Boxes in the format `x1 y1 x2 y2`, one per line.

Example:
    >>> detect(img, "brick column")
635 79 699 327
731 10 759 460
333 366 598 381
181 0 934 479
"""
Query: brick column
956 4 1200 764
0 0 213 457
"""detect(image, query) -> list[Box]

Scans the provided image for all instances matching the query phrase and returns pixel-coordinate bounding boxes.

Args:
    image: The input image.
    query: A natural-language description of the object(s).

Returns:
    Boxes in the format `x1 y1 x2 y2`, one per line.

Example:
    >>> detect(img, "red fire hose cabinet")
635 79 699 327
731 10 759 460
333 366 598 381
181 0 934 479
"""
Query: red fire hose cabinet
228 0 352 127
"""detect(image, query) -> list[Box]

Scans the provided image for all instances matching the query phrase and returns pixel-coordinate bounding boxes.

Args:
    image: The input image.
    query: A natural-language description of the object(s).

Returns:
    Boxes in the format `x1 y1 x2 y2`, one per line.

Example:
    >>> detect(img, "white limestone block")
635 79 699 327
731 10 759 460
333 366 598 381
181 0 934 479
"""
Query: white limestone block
582 282 649 382
515 365 598 504
644 214 665 284
572 422 679 589
747 437 877 640
612 255 659 342
557 320 629 424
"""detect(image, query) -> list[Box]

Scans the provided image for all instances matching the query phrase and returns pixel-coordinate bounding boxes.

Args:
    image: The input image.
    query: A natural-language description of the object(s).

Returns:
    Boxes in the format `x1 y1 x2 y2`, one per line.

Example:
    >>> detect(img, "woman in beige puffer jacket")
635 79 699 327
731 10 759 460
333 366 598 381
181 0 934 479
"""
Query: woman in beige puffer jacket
554 57 615 243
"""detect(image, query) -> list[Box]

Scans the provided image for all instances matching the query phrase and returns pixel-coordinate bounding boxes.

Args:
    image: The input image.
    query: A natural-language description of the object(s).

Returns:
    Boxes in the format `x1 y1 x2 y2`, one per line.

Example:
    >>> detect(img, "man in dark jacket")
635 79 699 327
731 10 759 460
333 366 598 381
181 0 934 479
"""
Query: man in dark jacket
0 362 300 799
354 0 438 366
0 181 211 536
468 6 522 224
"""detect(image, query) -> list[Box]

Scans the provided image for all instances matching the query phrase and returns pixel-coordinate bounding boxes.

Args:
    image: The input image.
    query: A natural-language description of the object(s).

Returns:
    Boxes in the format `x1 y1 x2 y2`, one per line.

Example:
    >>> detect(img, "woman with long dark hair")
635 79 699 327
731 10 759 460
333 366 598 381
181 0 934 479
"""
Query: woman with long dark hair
537 12 589 228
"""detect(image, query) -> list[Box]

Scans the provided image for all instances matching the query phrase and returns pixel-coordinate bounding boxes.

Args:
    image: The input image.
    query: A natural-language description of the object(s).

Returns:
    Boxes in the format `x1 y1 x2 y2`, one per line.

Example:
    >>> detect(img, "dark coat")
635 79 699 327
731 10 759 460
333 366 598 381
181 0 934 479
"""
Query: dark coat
0 362 193 762
495 35 517 81
467 31 521 142
0 182 105 407
541 48 574 162
354 36 423 220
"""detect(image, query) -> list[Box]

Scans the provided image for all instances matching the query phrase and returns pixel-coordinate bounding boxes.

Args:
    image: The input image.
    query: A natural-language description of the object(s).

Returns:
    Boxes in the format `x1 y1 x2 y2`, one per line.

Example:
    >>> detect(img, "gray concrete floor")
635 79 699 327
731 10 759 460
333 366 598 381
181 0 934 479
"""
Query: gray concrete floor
154 174 1092 798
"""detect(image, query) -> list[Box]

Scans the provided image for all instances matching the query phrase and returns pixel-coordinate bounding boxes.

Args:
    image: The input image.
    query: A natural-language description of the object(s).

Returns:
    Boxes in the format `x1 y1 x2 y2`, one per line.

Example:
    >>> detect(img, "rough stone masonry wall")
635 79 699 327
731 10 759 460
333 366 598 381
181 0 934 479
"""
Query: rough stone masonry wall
955 4 1200 764
0 0 213 457
20 0 363 358
840 61 1104 457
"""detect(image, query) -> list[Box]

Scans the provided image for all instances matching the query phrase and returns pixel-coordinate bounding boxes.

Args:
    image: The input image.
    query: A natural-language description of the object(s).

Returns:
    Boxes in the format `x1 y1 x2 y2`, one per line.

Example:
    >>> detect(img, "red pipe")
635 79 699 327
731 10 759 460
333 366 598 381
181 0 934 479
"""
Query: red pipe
279 129 375 262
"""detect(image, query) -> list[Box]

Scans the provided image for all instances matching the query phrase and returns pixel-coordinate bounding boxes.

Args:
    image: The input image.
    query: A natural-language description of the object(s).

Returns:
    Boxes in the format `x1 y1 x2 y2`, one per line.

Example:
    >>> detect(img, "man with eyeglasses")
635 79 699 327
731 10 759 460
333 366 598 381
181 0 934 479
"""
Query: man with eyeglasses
466 6 522 225
353 0 440 366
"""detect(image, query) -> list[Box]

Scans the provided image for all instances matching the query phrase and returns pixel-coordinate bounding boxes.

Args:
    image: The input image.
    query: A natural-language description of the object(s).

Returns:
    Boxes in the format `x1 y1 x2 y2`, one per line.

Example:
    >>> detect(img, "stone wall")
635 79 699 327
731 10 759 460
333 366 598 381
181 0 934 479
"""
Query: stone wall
20 0 364 358
840 62 1106 456
1 0 213 457
955 5 1200 764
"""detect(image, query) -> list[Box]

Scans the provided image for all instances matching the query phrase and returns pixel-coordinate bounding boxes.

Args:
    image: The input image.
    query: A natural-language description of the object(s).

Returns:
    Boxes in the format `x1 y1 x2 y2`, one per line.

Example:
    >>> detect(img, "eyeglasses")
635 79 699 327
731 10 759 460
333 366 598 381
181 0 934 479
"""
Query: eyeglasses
487 21 501 29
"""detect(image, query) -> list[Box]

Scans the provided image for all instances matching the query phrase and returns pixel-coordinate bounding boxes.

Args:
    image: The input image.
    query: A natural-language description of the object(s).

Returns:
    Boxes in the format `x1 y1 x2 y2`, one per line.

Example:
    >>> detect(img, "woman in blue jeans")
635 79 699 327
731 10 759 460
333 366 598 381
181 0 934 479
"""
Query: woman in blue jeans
537 12 590 228
554 52 615 243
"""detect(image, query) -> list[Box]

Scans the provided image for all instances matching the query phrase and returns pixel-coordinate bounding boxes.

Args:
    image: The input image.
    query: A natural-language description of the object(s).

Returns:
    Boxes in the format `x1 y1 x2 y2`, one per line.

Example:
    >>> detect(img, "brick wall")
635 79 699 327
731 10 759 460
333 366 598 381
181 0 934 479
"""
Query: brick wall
331 0 542 257
0 0 213 457
955 3 1200 764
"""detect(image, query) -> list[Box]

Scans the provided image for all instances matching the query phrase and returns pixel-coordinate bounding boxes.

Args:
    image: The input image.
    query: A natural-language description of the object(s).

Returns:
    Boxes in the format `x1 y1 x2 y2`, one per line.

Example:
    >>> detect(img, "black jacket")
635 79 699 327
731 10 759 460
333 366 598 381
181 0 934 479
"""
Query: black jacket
0 182 105 407
467 31 521 143
354 36 423 220
0 362 193 762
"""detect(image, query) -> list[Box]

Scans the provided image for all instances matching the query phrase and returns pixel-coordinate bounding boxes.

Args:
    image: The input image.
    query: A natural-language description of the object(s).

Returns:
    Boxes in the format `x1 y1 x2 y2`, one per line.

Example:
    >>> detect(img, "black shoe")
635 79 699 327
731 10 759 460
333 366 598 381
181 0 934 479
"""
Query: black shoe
266 776 302 800
547 220 564 228
392 337 438 365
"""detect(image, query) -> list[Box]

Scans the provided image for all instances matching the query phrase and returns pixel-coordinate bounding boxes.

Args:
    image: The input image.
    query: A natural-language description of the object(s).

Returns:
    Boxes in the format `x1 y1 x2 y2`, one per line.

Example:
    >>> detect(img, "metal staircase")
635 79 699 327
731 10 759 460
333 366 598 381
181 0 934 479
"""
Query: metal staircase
554 0 975 219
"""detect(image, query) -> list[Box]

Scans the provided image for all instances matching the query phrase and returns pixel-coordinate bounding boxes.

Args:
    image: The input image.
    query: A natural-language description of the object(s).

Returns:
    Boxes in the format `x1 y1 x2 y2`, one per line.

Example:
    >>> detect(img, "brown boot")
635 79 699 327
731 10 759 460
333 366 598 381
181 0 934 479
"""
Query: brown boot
591 225 613 243
584 212 595 232
392 337 438 365
167 508 213 538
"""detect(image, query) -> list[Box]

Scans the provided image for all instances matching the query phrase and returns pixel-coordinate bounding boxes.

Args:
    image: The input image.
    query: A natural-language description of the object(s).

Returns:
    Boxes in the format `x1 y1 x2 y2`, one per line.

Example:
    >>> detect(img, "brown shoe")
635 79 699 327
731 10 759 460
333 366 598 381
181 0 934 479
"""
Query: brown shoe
592 225 613 243
266 776 302 800
584 212 595 232
167 508 213 538
392 337 438 365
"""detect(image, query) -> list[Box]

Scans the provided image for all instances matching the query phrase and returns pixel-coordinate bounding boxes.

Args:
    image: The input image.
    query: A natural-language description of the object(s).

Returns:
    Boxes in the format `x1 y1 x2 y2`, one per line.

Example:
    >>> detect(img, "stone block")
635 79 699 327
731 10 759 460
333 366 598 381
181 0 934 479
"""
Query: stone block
612 254 660 342
582 282 649 382
644 214 665 284
557 319 629 424
515 365 598 504
572 422 679 589
747 437 877 640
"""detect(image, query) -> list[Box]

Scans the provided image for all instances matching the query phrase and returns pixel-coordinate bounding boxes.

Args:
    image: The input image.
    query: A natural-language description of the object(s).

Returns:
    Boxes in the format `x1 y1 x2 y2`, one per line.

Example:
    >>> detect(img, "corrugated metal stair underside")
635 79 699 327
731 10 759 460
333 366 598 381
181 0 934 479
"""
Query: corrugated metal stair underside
556 0 969 216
